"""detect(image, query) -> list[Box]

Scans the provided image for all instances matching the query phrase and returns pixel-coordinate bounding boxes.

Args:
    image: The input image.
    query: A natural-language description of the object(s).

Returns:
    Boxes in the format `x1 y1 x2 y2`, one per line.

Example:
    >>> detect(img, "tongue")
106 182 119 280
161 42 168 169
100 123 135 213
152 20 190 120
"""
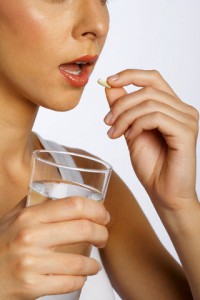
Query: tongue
60 63 80 72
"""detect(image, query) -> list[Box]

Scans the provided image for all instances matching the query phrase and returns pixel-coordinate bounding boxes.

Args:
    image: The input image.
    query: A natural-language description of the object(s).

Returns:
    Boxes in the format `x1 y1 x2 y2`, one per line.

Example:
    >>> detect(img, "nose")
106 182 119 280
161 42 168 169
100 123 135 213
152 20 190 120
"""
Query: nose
72 1 109 41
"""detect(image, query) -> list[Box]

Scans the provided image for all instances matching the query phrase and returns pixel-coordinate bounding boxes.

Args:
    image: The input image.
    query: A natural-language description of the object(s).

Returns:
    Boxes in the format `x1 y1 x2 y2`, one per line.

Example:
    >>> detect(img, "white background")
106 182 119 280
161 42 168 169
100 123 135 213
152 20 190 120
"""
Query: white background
33 1 200 299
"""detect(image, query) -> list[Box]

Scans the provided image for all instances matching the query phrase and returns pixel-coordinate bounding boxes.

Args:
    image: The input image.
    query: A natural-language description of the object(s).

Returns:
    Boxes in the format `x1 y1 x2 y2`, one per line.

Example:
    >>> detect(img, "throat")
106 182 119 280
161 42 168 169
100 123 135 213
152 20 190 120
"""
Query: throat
0 133 43 218
0 173 29 218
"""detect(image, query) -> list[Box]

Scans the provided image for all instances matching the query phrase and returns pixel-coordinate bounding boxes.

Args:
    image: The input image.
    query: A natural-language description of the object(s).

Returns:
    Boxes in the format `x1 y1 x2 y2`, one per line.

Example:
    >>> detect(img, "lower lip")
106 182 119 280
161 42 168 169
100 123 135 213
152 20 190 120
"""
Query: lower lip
59 67 90 87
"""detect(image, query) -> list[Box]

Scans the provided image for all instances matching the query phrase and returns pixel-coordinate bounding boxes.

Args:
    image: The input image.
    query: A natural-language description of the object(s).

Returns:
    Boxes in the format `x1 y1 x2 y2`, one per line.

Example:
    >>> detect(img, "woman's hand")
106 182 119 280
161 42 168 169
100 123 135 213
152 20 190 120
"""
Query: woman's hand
0 197 109 300
105 69 199 212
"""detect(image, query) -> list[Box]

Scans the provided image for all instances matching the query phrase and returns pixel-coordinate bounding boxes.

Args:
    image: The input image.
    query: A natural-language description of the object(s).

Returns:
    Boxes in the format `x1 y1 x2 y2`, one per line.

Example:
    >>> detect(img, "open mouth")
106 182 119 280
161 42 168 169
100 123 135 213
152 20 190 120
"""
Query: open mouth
60 61 94 76
59 55 98 87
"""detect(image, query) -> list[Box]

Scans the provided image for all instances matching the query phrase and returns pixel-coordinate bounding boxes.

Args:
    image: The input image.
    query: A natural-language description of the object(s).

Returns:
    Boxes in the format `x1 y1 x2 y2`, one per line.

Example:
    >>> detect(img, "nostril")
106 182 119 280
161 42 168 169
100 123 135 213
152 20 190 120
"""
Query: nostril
71 4 109 40
82 32 97 39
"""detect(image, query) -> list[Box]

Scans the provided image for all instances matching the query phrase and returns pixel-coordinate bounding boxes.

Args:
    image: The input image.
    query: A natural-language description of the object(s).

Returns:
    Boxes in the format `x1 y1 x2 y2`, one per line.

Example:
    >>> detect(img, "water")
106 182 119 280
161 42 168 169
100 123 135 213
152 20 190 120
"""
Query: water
27 180 103 255
27 181 104 300
27 181 105 299
27 180 102 206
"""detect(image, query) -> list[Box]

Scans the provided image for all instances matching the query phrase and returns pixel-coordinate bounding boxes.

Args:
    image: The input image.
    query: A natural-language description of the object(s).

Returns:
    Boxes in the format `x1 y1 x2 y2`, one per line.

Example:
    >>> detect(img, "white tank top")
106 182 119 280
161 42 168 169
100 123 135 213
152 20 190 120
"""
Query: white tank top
36 135 115 300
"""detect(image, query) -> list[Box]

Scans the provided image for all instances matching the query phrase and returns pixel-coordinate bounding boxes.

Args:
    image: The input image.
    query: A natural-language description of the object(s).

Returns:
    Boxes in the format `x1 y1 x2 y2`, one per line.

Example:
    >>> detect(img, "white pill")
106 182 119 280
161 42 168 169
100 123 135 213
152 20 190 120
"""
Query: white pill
97 79 111 88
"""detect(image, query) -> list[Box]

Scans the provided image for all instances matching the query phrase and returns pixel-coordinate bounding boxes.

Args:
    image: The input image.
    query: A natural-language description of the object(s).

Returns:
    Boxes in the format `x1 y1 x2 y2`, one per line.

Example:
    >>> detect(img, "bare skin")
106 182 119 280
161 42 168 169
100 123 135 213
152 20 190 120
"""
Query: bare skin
102 69 199 299
0 0 199 299
0 1 110 299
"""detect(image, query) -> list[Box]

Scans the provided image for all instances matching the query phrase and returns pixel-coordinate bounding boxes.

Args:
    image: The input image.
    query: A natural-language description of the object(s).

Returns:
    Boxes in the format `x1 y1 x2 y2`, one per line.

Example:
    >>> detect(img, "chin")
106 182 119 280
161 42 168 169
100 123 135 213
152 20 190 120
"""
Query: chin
42 94 82 112
30 84 84 112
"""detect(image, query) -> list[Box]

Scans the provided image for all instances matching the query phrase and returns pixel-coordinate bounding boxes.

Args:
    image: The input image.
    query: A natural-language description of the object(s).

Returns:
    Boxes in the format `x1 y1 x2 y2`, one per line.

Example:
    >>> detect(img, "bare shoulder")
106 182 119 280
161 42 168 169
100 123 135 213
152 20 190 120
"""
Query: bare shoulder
103 170 146 231
63 146 91 155
63 147 191 299
63 145 135 208
63 145 102 159
64 145 142 229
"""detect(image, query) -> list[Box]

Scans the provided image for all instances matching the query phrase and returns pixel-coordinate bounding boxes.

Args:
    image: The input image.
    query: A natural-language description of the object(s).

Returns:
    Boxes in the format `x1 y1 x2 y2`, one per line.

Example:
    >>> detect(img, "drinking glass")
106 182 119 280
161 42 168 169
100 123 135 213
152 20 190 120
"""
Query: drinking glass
26 150 112 300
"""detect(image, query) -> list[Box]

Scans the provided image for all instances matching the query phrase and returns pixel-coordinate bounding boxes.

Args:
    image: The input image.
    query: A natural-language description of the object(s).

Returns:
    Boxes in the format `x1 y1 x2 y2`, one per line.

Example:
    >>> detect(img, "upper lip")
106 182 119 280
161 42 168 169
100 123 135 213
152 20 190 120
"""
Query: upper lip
60 55 99 67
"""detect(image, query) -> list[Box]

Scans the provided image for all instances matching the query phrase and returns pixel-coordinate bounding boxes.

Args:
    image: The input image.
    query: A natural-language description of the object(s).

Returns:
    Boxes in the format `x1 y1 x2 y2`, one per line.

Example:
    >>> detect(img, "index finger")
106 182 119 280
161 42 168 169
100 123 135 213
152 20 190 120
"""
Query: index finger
107 69 178 98
27 197 110 225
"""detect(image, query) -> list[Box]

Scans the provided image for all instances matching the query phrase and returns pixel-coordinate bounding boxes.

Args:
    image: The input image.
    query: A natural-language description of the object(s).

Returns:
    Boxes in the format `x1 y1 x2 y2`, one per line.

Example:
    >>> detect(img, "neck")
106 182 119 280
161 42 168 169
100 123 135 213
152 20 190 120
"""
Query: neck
0 86 39 168
0 81 42 215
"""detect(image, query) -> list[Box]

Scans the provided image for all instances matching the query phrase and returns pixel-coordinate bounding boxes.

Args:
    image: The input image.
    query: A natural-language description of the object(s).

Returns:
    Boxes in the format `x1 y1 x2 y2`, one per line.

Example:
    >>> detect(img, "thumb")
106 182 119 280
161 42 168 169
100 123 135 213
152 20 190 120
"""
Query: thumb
105 87 127 107
15 197 27 210
9 197 27 217
0 197 27 226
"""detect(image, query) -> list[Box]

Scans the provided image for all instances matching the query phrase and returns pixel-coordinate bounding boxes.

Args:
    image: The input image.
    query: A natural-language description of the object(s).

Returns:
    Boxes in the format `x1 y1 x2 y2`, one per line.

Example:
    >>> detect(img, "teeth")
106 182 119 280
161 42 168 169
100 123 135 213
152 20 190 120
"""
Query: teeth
60 67 82 75
65 69 82 75
75 62 88 65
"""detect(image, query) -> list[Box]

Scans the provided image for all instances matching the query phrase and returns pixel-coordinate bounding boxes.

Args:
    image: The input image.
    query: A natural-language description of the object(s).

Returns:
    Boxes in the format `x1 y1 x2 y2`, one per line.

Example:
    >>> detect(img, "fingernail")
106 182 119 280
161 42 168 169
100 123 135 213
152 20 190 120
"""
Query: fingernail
98 261 102 271
107 126 115 138
104 111 113 124
107 74 119 82
105 211 111 224
125 128 131 138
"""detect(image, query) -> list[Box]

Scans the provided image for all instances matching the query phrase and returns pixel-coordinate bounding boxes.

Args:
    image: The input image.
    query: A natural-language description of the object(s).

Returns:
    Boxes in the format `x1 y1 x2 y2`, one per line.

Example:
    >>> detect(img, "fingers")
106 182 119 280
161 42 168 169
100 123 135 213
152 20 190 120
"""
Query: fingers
28 219 108 248
5 200 108 299
19 273 86 298
105 86 127 106
103 69 199 141
105 87 187 126
106 100 195 139
17 253 101 297
30 252 101 276
107 69 178 98
26 196 110 225
37 254 100 295
0 197 27 229
9 197 109 253
125 112 190 144
1 198 109 299
35 274 86 297
33 252 101 296
11 197 110 243
105 69 179 116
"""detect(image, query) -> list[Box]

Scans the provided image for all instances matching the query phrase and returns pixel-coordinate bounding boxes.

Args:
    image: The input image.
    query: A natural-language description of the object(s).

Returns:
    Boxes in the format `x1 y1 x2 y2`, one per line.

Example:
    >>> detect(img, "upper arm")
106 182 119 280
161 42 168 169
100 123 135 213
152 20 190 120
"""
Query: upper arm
62 146 192 298
100 171 192 300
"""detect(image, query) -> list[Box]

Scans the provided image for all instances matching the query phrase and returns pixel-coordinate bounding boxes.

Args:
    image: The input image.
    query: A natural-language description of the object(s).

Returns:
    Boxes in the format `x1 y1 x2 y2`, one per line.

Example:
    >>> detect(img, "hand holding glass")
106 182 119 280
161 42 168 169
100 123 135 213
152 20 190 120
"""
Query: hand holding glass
27 150 112 299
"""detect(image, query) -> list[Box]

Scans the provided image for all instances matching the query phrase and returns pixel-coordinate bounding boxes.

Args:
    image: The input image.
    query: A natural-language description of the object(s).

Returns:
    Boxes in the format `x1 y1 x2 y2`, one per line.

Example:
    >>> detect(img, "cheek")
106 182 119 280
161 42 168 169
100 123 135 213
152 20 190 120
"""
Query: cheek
0 3 45 50
0 1 57 92
0 3 53 103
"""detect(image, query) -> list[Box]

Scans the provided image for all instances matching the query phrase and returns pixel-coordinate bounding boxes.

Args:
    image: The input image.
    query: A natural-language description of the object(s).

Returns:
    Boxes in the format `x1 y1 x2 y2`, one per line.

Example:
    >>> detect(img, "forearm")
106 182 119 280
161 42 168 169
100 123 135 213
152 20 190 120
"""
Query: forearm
102 225 192 300
104 68 199 299
156 197 200 300
103 173 193 299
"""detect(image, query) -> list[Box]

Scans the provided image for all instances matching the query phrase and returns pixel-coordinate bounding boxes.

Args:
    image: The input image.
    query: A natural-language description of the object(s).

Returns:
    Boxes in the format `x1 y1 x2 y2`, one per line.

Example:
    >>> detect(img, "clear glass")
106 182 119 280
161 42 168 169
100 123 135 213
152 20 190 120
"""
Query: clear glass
27 150 112 300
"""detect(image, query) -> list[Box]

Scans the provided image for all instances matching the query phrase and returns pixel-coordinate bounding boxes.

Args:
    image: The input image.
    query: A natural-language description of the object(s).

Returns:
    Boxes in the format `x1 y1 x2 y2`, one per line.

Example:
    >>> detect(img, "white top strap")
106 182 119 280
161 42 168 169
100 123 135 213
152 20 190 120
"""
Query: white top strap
37 136 83 183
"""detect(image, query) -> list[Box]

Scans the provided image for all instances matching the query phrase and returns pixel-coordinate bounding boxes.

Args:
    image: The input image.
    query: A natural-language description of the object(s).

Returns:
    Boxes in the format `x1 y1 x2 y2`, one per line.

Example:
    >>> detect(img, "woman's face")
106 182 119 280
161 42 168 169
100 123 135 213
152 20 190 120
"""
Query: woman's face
0 0 109 111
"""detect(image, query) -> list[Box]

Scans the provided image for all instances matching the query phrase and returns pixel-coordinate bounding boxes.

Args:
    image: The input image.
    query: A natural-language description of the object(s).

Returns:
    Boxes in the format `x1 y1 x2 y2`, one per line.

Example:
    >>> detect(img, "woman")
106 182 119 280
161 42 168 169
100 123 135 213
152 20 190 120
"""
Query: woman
0 1 199 299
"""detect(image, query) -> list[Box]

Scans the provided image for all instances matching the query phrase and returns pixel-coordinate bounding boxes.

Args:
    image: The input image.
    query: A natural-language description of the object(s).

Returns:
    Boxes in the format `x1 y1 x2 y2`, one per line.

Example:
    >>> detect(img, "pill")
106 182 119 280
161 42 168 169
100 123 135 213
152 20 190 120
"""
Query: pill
97 79 111 88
